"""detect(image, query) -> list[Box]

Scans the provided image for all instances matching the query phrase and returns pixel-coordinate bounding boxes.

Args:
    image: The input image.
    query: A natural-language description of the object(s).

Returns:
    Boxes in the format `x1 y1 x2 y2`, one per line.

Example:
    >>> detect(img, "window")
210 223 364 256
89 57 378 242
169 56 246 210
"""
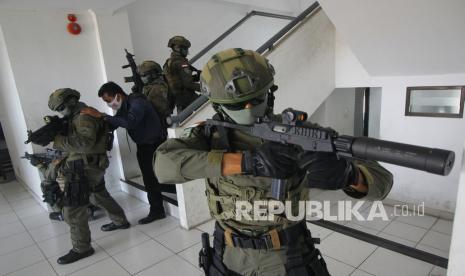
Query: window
405 86 465 118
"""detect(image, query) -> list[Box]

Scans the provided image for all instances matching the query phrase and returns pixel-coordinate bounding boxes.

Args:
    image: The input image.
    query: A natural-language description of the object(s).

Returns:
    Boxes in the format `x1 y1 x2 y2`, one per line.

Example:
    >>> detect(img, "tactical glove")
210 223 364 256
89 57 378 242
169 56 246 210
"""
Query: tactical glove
301 152 358 190
29 155 42 167
242 142 300 179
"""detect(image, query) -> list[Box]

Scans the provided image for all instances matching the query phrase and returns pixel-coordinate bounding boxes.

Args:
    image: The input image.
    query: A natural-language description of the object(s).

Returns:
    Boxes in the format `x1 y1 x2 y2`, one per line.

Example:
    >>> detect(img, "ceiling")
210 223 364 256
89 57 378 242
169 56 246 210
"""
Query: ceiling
319 0 465 76
0 0 137 13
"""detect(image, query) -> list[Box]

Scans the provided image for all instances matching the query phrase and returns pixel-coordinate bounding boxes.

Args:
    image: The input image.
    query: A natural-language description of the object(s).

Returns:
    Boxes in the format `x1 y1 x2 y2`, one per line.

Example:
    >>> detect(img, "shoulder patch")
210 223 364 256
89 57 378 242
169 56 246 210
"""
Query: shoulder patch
180 121 206 138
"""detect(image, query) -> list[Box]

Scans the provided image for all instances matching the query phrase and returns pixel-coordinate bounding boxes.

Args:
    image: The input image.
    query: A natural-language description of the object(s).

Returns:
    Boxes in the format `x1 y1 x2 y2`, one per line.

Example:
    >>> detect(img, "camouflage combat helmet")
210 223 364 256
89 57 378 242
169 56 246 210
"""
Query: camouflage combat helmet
48 88 80 111
167 36 191 49
138 60 163 76
200 48 275 104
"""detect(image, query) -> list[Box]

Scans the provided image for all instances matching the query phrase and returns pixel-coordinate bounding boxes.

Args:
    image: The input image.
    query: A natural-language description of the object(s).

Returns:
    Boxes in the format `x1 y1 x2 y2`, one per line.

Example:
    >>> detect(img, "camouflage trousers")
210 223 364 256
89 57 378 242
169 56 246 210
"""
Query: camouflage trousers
63 164 128 253
39 160 63 213
206 223 330 276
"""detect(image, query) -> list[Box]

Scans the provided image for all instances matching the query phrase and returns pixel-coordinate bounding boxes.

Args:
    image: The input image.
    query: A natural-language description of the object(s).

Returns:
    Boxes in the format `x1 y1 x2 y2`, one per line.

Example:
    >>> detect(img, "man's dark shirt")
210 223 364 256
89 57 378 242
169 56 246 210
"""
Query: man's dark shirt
105 94 162 144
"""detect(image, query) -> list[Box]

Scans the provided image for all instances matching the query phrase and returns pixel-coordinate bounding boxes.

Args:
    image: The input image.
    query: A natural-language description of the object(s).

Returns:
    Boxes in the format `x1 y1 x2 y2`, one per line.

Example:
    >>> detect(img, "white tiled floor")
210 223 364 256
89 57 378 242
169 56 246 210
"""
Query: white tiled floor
0 180 449 276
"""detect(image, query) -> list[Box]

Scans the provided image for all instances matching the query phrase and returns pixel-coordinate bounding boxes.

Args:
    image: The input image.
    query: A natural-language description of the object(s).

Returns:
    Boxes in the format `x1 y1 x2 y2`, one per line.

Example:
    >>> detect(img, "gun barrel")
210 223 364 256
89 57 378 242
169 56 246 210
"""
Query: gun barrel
348 137 455 176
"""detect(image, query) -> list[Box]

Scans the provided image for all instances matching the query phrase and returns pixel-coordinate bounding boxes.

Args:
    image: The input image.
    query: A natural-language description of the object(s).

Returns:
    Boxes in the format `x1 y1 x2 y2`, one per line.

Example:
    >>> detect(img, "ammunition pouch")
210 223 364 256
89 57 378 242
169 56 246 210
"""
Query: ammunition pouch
198 232 241 276
63 159 90 207
41 181 63 205
90 179 106 193
205 222 330 276
106 131 115 151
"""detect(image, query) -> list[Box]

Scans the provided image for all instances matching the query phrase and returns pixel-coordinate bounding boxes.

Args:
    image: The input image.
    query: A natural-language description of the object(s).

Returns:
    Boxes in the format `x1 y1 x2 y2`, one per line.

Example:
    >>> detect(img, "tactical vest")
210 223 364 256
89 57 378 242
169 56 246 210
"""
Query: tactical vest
142 80 173 117
65 105 108 160
163 55 186 94
203 121 308 236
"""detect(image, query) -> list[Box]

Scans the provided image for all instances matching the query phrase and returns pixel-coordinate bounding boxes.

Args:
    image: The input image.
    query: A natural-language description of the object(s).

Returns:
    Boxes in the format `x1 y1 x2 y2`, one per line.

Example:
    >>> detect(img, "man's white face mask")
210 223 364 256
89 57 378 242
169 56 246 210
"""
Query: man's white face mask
107 94 122 111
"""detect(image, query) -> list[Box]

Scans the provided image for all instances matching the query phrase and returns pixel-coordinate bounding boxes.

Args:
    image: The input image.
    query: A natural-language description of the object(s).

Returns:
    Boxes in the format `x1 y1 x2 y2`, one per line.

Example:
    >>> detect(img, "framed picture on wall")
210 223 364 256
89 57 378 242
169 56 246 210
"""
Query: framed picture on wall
405 86 465 118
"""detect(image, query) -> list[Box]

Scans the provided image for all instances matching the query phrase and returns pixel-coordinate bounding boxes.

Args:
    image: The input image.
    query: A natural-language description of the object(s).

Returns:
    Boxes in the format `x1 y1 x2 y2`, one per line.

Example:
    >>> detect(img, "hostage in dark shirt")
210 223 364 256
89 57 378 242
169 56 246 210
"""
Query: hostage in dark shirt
81 81 168 225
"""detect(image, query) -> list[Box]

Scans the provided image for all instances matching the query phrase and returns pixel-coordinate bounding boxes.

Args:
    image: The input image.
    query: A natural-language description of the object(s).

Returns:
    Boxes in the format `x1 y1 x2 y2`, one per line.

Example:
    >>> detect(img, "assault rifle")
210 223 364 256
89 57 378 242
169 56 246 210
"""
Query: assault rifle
205 108 455 200
122 49 144 94
24 116 68 146
21 148 64 166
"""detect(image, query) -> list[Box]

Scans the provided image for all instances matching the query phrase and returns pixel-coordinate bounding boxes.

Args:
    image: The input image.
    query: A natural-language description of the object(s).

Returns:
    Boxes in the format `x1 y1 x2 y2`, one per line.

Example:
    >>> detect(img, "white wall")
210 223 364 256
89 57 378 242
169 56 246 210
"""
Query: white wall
93 10 140 180
336 32 465 213
368 87 381 138
268 9 336 116
320 0 465 76
126 0 248 67
0 9 123 194
448 153 465 275
0 26 41 195
124 0 292 70
309 88 356 136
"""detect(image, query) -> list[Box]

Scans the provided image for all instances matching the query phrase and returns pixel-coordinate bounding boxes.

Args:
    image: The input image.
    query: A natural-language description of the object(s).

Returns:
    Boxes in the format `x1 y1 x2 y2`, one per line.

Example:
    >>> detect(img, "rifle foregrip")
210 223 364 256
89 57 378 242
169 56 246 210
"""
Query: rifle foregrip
349 137 455 176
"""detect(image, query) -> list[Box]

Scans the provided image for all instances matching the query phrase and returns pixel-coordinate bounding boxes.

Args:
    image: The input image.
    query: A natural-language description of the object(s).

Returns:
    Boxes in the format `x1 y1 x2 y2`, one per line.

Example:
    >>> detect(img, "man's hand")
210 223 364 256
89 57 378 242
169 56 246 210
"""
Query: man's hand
302 152 361 190
241 142 300 179
80 107 103 118
29 155 42 167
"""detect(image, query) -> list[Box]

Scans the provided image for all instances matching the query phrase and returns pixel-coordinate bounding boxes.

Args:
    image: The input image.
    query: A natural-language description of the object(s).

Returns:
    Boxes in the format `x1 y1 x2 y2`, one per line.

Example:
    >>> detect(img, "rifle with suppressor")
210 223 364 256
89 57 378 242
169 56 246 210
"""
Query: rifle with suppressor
122 49 144 94
205 108 456 200
24 116 68 146
21 149 64 166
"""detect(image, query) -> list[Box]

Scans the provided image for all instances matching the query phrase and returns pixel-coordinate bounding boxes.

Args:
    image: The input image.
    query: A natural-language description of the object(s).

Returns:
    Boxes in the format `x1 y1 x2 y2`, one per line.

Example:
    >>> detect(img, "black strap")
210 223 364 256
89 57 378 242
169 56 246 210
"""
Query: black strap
214 222 310 250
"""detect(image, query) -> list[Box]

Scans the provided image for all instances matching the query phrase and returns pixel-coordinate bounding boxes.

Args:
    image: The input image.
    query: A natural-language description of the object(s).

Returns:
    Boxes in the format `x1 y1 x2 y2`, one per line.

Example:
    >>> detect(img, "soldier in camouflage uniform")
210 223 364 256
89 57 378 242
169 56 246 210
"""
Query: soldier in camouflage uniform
163 36 201 112
48 88 129 264
155 49 393 276
139 60 174 138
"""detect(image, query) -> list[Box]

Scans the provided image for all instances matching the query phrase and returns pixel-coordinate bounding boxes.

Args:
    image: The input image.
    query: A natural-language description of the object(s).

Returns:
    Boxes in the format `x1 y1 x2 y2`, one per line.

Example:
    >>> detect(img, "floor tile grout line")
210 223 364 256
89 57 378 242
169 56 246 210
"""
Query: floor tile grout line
4 258 49 276
415 217 439 248
0 183 59 276
427 265 437 275
392 215 440 232
95 232 152 257
0 238 37 257
96 233 173 276
322 254 358 270
354 245 380 271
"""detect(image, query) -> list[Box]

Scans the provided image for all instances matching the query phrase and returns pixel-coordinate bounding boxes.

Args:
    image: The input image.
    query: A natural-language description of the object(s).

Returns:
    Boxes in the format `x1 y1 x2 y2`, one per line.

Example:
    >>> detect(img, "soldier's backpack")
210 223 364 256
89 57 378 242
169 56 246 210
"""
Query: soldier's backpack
142 81 174 118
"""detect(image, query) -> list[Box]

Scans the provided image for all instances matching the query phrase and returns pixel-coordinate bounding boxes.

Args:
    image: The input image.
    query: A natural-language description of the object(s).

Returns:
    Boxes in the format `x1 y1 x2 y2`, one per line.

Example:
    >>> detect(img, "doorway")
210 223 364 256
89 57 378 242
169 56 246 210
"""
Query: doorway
0 122 15 183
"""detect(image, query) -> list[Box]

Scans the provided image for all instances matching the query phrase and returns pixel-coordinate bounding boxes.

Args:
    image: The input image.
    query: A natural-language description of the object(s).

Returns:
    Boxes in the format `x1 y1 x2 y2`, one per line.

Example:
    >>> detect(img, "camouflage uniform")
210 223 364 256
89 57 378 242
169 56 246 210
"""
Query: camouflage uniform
37 158 65 213
155 49 393 276
139 60 174 119
163 36 200 112
50 89 128 254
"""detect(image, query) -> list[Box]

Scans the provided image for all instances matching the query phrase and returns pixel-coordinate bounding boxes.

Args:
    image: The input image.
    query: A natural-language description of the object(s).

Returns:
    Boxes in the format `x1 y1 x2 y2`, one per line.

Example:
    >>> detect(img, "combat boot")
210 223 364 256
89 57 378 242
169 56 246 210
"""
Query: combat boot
100 222 130 231
57 248 95 264
138 212 166 224
49 212 64 221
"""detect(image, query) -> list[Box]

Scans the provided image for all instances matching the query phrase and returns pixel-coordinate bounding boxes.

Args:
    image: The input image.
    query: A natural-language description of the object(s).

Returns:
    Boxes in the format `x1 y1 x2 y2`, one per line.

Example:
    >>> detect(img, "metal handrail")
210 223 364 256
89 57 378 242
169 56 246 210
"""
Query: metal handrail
190 11 295 64
257 1 320 54
168 2 321 127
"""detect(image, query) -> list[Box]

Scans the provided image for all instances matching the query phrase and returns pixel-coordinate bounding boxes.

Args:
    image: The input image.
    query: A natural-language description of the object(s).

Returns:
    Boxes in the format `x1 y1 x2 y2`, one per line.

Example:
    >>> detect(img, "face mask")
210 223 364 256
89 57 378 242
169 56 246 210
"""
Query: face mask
174 46 189 57
107 94 122 110
141 75 150 85
222 96 268 125
58 107 72 117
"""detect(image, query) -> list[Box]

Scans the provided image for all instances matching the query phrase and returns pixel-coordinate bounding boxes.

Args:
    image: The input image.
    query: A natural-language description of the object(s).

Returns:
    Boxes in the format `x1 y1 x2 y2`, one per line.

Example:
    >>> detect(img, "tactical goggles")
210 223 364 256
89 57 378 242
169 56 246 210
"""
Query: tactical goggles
55 104 66 112
222 94 266 111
